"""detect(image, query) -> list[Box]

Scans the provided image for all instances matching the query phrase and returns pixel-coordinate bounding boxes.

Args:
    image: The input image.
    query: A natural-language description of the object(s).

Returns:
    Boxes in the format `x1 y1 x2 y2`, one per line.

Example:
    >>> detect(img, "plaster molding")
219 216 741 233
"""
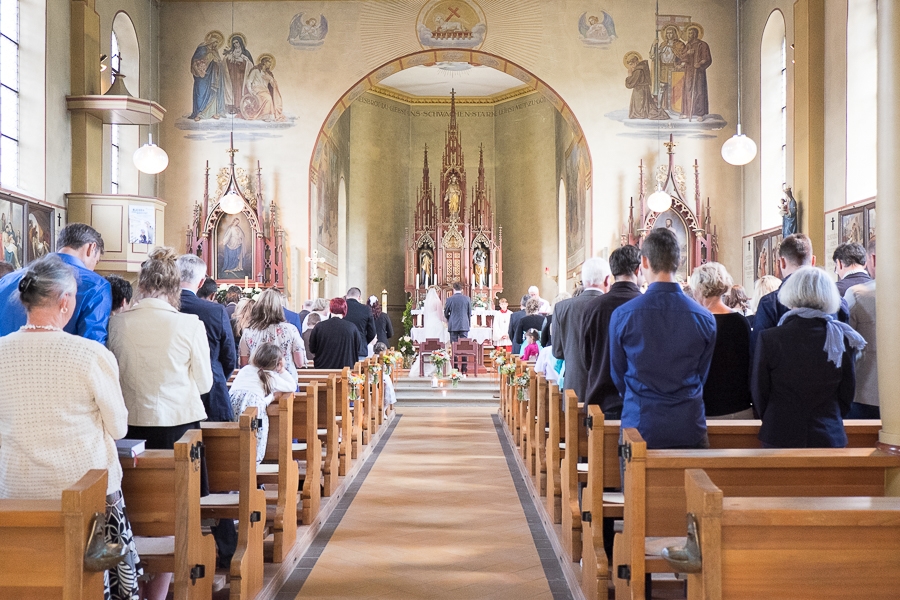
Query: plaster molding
368 84 536 106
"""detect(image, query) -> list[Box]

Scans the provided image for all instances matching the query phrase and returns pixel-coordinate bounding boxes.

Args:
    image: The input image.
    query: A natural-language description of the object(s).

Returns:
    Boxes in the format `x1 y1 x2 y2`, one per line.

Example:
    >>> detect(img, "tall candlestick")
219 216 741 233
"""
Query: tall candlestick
244 276 248 288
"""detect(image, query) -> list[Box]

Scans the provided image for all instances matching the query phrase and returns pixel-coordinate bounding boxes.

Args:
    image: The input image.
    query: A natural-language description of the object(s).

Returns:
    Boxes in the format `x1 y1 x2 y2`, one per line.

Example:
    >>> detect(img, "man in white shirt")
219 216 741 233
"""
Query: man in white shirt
528 285 551 314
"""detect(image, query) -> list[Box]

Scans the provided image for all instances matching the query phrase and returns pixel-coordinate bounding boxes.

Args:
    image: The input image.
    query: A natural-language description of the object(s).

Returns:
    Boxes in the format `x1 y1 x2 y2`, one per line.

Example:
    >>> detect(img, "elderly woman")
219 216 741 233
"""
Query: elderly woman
0 255 142 600
690 263 754 419
752 266 866 448
240 289 306 379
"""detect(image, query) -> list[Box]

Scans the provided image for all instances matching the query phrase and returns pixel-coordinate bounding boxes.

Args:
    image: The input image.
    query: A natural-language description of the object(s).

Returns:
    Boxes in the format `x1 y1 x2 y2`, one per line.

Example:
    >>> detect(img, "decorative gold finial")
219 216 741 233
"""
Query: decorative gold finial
663 137 678 154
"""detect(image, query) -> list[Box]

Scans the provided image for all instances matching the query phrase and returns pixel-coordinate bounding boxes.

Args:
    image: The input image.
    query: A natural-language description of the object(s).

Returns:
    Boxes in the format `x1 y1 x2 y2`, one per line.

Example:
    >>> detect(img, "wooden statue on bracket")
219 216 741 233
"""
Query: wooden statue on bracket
185 134 285 288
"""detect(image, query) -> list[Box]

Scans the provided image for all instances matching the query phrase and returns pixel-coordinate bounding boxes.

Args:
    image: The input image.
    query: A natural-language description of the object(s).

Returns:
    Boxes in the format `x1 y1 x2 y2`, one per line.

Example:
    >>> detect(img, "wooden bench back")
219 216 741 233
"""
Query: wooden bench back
685 468 900 600
201 407 260 494
262 391 298 562
0 469 108 599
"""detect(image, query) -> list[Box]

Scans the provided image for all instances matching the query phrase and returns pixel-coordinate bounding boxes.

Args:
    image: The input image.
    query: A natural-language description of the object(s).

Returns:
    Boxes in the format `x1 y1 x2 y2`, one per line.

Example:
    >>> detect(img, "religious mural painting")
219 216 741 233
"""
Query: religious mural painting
840 208 864 246
607 17 726 136
769 232 783 279
416 0 486 49
177 30 293 133
578 10 617 48
0 198 23 269
652 209 690 282
315 136 340 265
214 211 254 281
288 13 328 49
25 205 53 264
565 141 587 271
867 206 876 246
754 235 771 281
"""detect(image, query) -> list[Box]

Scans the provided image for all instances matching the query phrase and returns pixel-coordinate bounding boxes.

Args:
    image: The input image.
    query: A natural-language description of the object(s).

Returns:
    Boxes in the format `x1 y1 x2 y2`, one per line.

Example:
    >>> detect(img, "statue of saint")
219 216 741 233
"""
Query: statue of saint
445 174 461 215
473 247 487 287
420 249 433 280
780 187 798 239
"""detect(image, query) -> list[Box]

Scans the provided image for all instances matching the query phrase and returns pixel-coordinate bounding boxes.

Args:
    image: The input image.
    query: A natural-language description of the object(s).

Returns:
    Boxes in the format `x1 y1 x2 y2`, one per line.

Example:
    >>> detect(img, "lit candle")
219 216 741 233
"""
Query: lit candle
255 281 259 290
416 273 420 289
244 276 248 288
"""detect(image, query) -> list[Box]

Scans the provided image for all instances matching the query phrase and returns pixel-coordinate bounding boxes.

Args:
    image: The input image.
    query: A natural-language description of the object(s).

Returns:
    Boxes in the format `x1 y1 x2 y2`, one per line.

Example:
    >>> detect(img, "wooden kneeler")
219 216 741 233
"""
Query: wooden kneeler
260 391 299 563
201 408 267 600
121 429 216 600
0 469 109 599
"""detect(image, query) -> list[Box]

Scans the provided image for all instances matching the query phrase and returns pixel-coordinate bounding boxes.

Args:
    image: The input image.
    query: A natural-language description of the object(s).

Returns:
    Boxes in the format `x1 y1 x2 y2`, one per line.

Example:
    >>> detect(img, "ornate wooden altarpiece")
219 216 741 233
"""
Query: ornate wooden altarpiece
186 135 285 288
405 90 503 304
622 134 718 281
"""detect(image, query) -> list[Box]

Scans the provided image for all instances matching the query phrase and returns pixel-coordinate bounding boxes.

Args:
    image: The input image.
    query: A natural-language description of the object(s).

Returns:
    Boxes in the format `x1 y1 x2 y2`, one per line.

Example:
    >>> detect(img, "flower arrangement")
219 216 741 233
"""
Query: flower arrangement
499 363 516 386
449 370 463 388
473 294 488 309
431 348 451 374
348 373 365 401
397 336 416 369
368 363 382 384
513 372 531 402
490 349 506 368
215 283 262 304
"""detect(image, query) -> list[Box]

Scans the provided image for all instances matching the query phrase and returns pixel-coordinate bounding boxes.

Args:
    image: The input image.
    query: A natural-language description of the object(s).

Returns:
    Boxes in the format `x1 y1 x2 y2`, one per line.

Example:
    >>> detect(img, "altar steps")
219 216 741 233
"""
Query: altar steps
394 377 500 405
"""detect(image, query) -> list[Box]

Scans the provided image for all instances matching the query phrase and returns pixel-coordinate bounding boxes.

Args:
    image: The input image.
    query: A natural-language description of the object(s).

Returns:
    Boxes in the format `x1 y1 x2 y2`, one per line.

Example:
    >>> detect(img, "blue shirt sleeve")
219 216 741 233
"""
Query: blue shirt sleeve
608 310 627 396
74 281 112 345
696 312 717 385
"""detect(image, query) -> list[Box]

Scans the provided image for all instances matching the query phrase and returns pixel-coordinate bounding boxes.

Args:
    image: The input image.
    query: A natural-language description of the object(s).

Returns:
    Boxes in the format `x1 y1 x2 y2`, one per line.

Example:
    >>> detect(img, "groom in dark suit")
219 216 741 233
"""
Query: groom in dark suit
444 282 472 373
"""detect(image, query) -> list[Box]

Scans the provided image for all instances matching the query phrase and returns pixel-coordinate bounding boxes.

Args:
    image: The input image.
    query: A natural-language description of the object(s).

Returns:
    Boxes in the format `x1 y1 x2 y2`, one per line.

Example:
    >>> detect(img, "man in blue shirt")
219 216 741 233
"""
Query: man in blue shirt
0 223 111 344
610 228 716 449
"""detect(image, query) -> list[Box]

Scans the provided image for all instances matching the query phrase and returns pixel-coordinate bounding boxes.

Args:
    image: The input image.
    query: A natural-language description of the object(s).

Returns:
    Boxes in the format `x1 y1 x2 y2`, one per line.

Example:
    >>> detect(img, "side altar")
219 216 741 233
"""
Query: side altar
405 90 503 309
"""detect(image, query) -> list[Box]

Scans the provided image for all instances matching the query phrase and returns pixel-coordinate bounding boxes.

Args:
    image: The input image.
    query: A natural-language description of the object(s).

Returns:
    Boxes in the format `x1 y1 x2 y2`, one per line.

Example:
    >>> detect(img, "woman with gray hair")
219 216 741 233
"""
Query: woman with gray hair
690 262 754 419
752 266 866 448
0 254 143 599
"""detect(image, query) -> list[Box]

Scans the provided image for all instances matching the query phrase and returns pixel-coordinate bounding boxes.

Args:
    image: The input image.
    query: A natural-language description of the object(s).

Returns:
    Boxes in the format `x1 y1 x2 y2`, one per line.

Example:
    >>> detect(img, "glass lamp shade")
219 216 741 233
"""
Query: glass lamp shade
133 136 169 174
646 188 673 213
721 133 758 166
219 191 244 215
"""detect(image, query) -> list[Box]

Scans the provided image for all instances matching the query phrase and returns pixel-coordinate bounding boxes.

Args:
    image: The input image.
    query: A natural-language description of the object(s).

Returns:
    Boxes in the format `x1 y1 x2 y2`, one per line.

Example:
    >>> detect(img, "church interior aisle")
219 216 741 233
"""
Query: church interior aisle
277 406 566 599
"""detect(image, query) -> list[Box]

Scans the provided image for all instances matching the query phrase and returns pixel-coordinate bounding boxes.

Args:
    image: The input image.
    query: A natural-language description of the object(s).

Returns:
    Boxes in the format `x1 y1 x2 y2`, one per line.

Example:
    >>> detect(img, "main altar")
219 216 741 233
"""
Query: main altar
405 90 503 343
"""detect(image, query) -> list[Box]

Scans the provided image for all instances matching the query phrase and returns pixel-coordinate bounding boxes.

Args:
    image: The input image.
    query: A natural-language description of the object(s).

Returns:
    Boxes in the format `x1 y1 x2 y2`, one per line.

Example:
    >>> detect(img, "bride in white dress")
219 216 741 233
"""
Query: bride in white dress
409 287 448 377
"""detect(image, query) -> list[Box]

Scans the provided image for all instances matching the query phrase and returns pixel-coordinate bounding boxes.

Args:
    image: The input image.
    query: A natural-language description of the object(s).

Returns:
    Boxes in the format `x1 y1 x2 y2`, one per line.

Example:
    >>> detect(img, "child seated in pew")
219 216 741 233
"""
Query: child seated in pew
522 329 540 361
375 342 397 416
229 343 297 462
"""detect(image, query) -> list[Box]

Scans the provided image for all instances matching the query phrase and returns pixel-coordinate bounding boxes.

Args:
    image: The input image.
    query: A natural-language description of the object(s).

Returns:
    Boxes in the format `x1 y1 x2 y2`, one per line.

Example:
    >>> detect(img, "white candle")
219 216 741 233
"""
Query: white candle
489 273 493 289
416 273 420 289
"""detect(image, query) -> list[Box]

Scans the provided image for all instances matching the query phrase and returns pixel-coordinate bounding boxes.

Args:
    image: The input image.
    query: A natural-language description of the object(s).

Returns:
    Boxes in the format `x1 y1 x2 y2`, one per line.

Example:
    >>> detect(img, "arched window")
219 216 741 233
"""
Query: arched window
109 12 139 195
760 11 786 229
0 0 19 190
110 30 120 194
846 0 877 204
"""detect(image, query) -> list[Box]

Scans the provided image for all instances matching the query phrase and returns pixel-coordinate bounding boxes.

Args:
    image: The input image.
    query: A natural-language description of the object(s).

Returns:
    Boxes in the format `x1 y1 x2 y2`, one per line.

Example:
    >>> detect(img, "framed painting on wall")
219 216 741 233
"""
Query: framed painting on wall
214 212 255 281
653 209 690 282
768 233 783 279
0 198 24 269
840 208 864 246
26 204 53 264
754 236 771 281
866 204 876 247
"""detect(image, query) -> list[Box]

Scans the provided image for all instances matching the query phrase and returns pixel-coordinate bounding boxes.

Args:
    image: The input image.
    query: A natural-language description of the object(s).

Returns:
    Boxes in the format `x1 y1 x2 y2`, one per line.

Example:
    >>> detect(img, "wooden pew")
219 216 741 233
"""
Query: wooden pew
612 427 900 600
201 408 267 600
0 469 108 599
296 373 341 496
299 368 349 477
260 391 299 563
523 364 538 475
532 372 548 496
292 382 321 525
545 382 564 524
121 429 216 600
680 468 900 600
560 390 586 562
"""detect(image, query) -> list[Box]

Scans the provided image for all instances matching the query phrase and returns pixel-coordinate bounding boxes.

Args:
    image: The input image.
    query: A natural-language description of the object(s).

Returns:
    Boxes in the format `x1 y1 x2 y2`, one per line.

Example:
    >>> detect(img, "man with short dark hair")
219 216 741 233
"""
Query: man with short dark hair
753 233 847 345
0 261 14 279
507 294 530 354
582 245 643 418
224 285 242 317
445 282 473 373
344 287 376 361
106 274 133 314
833 242 871 296
610 229 716 448
0 223 111 343
845 239 879 418
198 277 218 301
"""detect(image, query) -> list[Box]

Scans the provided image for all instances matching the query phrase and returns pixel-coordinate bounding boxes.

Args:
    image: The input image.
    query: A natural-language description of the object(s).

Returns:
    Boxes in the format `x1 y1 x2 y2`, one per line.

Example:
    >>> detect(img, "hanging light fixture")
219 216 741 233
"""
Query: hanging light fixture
134 5 169 174
647 185 673 213
721 0 757 165
220 189 244 214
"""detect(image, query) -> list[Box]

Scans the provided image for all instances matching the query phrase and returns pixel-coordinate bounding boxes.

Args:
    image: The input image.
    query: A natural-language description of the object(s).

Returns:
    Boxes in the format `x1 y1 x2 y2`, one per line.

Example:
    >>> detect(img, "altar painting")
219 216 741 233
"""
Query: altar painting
754 236 771 281
214 212 254 281
0 199 23 269
652 209 689 282
26 205 53 264
565 142 587 269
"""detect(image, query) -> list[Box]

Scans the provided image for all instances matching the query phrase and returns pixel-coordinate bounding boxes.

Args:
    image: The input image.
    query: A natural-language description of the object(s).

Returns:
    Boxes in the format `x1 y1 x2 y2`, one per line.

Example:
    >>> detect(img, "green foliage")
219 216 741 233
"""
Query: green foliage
402 296 414 335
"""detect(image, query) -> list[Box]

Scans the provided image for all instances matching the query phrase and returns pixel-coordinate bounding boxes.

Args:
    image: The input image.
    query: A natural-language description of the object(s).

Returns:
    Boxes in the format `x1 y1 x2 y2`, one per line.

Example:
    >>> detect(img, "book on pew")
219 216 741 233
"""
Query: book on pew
116 439 146 458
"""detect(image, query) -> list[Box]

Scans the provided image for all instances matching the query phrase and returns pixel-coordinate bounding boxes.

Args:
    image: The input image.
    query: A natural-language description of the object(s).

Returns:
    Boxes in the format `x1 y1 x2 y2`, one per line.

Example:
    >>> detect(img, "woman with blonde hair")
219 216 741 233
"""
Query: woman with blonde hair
240 288 306 380
690 262 754 419
748 275 782 328
231 296 255 354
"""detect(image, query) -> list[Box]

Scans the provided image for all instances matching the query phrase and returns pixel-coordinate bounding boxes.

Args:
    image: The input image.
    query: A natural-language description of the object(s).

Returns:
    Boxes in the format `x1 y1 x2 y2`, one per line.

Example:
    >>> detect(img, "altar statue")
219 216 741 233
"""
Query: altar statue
445 173 461 215
473 247 487 287
419 249 433 281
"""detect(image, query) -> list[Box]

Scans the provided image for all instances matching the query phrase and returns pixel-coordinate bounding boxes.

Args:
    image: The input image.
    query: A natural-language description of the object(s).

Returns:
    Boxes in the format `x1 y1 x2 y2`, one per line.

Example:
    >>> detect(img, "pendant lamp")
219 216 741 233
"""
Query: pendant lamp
134 6 168 174
219 189 244 215
721 0 757 165
646 185 673 213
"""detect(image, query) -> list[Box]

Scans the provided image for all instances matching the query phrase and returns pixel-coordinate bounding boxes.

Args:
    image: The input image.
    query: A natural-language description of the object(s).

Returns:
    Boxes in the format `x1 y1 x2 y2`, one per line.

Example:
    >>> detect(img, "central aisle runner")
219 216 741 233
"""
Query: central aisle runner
283 407 563 599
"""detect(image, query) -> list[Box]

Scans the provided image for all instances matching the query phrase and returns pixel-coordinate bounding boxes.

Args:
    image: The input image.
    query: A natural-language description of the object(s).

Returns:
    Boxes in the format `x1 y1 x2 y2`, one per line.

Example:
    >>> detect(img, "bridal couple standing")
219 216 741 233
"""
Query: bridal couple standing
411 283 471 377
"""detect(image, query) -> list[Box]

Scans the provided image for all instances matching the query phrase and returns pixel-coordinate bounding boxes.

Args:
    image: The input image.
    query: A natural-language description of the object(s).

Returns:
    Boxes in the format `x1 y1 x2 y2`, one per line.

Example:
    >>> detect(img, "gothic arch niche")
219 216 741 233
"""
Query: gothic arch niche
307 49 594 299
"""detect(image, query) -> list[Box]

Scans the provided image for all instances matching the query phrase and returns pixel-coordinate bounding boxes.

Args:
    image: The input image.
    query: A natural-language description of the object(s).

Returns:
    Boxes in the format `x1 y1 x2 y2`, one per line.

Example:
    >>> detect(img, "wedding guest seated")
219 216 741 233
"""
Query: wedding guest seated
309 297 363 370
105 273 133 315
197 276 218 301
0 223 112 343
302 313 320 362
0 260 14 278
753 266 866 448
690 262 754 419
229 342 296 462
747 275 781 329
513 298 546 356
0 254 145 600
522 328 540 361
240 289 307 380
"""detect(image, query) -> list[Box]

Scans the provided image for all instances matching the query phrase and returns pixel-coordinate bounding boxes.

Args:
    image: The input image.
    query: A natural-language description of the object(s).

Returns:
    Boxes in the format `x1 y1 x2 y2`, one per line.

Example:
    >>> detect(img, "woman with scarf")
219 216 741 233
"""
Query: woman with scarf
752 266 866 448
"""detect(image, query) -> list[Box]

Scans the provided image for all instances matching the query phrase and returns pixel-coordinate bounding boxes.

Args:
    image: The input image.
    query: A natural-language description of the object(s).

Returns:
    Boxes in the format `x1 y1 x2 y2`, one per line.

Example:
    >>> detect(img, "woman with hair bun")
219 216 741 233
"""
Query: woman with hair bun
0 254 144 600
108 247 212 451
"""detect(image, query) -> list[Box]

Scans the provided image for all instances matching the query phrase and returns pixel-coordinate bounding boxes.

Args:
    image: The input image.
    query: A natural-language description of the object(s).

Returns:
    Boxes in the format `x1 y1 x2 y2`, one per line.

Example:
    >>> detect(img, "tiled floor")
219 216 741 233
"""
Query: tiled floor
276 407 567 599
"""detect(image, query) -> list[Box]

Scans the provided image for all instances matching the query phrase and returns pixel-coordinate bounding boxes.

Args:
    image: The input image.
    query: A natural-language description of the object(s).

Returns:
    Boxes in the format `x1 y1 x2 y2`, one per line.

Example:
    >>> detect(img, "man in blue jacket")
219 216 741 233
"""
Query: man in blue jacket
610 228 716 449
0 223 111 344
